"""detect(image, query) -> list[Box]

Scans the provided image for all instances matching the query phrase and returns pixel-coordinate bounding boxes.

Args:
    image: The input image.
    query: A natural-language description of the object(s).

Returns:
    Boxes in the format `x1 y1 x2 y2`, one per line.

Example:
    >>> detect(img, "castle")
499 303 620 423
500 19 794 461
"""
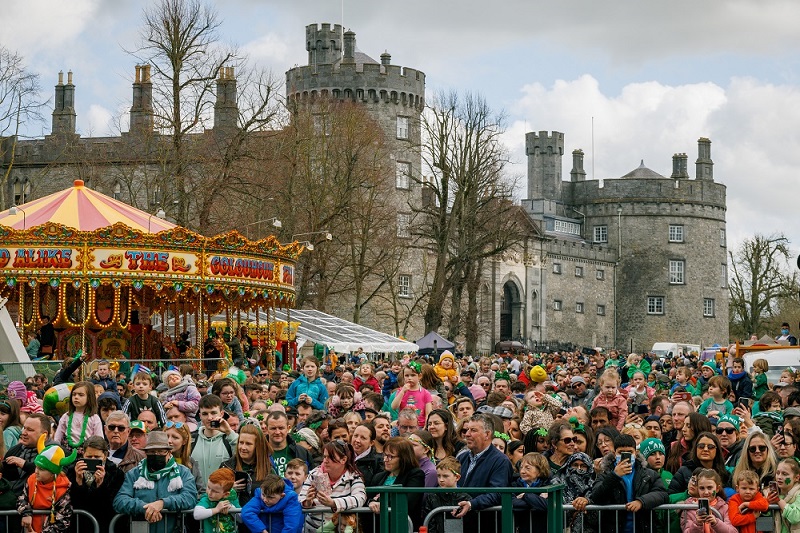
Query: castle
0 22 729 353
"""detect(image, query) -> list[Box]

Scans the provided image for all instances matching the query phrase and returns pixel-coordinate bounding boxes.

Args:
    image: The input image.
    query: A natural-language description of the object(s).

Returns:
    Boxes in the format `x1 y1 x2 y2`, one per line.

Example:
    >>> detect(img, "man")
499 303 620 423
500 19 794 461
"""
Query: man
394 409 419 437
128 420 149 450
650 395 670 418
493 379 510 397
266 411 313 476
460 369 475 388
254 369 270 384
590 407 611 430
137 409 159 432
453 413 514 528
105 411 146 473
296 402 313 425
569 376 595 409
476 376 491 396
37 315 56 357
664 401 693 450
777 322 798 346
372 413 391 453
3 413 54 497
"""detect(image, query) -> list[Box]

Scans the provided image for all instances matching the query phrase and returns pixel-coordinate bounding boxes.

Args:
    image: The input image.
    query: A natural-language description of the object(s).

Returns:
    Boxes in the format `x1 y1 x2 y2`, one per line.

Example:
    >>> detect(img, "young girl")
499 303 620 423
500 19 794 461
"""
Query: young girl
287 356 328 410
0 396 23 457
166 420 204 489
211 378 245 422
680 468 736 533
408 430 438 487
773 457 800 532
391 362 433 428
625 353 651 382
590 369 627 430
625 371 655 406
352 362 380 393
53 381 104 454
752 359 769 400
193 467 240 533
327 383 365 418
698 375 735 418
780 369 795 386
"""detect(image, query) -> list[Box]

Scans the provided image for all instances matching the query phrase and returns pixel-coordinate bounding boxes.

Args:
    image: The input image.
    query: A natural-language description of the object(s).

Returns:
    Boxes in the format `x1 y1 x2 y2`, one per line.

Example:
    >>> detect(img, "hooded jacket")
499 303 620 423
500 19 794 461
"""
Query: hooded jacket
681 496 737 533
240 481 303 533
286 374 328 410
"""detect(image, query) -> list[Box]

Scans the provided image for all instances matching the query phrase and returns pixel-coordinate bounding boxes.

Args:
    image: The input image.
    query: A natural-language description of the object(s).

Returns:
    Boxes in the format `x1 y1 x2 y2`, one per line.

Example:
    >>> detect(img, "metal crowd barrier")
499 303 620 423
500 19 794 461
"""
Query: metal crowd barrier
0 509 100 533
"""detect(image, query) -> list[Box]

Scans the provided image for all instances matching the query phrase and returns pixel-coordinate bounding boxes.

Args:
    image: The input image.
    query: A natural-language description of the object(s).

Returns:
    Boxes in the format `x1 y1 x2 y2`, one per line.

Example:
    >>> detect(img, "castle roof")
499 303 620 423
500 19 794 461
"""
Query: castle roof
621 160 666 179
336 47 379 67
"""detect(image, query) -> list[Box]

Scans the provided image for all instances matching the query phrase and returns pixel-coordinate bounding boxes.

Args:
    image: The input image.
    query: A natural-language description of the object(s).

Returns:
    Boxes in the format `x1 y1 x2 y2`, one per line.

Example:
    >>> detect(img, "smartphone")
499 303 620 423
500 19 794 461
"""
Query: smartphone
82 459 102 473
635 404 649 415
234 471 249 483
222 412 231 420
620 452 632 463
698 498 710 514
558 407 568 416
738 398 752 410
769 481 779 495
209 419 221 428
777 425 785 436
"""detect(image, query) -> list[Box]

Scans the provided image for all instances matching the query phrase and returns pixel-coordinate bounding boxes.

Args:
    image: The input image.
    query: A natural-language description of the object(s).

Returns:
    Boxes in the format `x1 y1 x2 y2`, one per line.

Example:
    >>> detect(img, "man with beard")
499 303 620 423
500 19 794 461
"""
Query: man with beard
105 411 146 473
67 436 125 533
372 413 392 453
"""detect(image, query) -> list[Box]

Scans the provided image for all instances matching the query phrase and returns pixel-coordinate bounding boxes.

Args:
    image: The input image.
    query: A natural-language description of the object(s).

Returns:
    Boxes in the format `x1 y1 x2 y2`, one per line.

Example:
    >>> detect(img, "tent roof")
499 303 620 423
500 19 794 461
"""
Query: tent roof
272 309 417 354
0 180 176 233
415 331 455 351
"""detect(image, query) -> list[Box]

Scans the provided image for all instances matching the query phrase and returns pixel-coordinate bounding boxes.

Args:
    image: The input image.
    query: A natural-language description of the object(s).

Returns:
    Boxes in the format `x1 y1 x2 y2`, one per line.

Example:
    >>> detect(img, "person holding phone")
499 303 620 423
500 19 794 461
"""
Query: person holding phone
589 433 668 533
67 436 126 533
680 468 736 532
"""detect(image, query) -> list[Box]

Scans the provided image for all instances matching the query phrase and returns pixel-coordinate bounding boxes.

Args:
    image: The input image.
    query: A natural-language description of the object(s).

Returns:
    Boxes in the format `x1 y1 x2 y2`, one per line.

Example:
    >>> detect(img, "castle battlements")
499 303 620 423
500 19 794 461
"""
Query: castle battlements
564 176 727 212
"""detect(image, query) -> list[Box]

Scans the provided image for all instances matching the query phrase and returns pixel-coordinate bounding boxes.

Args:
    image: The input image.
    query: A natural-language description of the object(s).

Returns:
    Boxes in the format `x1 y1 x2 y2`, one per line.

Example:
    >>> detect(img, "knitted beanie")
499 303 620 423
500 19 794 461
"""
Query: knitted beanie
718 413 741 431
639 438 666 459
7 381 27 403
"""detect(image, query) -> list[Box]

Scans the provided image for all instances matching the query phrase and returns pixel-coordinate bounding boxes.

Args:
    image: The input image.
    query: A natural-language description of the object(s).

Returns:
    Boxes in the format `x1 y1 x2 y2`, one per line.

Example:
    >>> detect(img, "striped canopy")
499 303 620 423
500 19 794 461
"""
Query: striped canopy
0 180 176 233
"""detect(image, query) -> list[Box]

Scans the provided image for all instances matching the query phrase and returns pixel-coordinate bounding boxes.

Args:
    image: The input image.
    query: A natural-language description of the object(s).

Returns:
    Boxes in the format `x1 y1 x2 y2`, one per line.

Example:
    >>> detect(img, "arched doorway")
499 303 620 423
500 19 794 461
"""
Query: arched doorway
500 281 522 341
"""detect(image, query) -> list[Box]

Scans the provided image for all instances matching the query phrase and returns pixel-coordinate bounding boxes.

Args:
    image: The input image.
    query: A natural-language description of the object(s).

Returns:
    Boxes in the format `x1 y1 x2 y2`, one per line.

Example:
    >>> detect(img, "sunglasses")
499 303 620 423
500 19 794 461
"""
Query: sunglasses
107 424 127 432
715 427 736 435
749 445 768 453
165 421 185 429
696 443 717 450
560 437 578 445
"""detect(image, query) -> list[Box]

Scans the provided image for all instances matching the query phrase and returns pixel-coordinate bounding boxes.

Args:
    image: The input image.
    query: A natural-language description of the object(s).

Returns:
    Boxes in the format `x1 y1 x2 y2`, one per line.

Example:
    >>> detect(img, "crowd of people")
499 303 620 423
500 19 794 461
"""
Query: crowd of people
3 344 800 532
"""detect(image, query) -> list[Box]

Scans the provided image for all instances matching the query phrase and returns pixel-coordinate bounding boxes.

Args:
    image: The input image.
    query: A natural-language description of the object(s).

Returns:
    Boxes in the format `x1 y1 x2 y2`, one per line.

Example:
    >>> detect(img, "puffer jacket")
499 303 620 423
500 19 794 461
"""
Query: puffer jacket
159 377 201 422
681 496 737 533
241 482 303 533
286 375 328 410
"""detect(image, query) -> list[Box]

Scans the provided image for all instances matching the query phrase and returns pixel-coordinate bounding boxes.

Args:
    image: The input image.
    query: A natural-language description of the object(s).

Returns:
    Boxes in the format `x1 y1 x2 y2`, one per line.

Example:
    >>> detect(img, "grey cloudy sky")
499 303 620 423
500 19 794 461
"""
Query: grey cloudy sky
4 0 800 260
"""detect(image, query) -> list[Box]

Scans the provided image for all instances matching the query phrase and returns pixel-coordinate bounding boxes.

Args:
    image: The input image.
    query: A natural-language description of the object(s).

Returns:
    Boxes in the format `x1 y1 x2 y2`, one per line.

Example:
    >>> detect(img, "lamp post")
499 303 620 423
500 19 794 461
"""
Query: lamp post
9 205 26 229
243 217 282 239
292 231 332 242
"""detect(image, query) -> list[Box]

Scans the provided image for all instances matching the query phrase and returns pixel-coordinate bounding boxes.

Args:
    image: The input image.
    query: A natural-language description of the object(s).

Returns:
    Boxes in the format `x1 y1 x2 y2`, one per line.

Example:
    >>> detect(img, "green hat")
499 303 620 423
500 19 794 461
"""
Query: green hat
718 414 741 431
129 420 148 433
34 434 76 475
639 438 665 459
702 360 717 374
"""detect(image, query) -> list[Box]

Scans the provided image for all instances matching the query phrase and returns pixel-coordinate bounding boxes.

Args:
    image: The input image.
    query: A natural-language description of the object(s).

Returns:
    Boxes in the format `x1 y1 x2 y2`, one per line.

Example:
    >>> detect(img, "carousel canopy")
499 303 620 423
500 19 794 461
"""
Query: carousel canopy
0 180 176 233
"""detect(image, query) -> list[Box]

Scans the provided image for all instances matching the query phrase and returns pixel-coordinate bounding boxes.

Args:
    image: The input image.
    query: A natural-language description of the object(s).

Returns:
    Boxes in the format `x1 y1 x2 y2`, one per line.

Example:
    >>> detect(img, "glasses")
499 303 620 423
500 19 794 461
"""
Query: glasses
383 454 397 461
749 445 769 453
689 476 697 485
107 424 127 432
696 443 717 450
258 373 269 377
165 421 185 429
560 437 578 445
715 427 736 435
779 441 796 447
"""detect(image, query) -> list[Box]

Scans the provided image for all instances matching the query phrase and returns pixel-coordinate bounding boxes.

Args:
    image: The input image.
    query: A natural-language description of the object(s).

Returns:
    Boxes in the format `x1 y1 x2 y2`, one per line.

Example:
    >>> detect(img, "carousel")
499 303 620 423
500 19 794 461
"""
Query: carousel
0 180 302 372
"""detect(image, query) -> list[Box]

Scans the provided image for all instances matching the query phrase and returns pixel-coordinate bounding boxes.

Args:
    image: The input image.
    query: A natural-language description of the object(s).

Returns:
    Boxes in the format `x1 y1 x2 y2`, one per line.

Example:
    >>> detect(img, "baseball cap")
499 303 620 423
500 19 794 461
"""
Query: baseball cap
129 420 148 433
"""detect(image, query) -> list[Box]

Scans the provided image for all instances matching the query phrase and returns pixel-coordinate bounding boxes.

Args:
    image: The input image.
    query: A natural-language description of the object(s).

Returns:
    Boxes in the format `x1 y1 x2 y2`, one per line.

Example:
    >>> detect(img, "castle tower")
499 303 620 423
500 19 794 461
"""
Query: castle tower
570 149 586 182
214 66 238 131
51 71 76 135
130 65 154 133
525 131 564 200
307 23 343 67
671 153 689 179
696 137 714 181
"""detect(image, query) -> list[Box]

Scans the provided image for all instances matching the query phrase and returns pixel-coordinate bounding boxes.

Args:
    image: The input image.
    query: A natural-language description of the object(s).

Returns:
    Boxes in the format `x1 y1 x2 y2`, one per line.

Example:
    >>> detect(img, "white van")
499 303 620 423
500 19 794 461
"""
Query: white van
651 342 701 359
743 348 800 384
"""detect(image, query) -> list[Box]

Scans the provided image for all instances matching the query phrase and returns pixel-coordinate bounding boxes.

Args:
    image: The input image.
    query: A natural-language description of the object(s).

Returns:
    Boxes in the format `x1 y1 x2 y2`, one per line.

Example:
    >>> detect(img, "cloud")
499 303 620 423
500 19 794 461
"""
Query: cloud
2 0 101 56
83 104 114 137
242 33 291 64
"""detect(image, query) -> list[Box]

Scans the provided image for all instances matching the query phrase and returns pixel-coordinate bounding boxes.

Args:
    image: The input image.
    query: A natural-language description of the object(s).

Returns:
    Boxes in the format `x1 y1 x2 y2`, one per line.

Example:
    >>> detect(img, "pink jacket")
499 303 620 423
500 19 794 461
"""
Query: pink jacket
591 391 628 430
681 497 737 533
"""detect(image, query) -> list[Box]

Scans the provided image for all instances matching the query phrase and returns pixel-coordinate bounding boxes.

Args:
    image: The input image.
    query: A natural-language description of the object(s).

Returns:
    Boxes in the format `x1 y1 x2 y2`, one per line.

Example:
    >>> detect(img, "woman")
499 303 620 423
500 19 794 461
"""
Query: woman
732 431 778 489
343 412 362 436
0 396 23 456
67 436 126 533
220 423 275 506
351 422 383 486
211 378 245 422
781 418 800 459
328 419 350 442
369 437 426 528
426 409 464 461
668 431 729 498
545 421 577 474
509 417 523 442
593 426 620 461
569 417 595 455
299 440 367 532
408 430 437 487
551 452 595 533
506 440 525 470
665 412 712 474
165 421 204 498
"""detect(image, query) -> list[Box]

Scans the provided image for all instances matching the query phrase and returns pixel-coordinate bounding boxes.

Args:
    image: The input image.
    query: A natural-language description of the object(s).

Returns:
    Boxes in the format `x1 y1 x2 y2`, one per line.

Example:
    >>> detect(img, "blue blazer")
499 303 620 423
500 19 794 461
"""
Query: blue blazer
457 444 514 509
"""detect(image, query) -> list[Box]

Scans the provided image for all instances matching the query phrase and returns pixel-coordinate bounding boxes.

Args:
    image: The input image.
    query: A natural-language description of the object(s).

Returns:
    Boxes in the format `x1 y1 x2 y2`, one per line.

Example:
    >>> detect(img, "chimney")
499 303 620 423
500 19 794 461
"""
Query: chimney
214 65 238 131
380 51 391 66
343 30 355 63
570 149 586 182
695 138 713 181
51 70 76 136
130 64 153 133
671 153 689 178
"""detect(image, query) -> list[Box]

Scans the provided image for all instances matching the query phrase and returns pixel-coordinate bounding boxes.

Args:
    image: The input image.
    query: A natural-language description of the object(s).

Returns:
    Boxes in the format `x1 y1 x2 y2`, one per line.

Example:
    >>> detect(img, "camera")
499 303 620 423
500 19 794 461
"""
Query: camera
209 419 221 428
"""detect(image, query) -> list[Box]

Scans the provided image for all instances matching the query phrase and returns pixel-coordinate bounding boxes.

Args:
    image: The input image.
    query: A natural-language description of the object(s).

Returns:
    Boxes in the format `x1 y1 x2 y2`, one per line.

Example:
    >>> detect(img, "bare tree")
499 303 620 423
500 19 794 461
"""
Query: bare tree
0 47 46 207
729 233 798 339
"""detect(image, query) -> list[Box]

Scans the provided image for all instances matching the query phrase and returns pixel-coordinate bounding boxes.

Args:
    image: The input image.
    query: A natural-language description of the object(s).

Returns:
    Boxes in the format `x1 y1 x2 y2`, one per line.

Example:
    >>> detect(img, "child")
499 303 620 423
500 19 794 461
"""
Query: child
433 351 459 384
191 394 239 482
286 357 328 410
382 360 402 401
193 468 240 533
122 371 167 427
753 391 784 438
696 361 718 392
680 468 736 533
780 370 795 386
624 371 655 406
728 358 753 404
773 457 800 533
53 381 104 455
284 458 308 493
159 369 201 423
352 362 380 394
752 359 769 400
699 375 735 418
728 470 769 533
327 383 365 419
590 434 668 533
671 366 699 396
421 457 470 533
240 473 303 533
625 353 651 382
390 362 433 428
639 438 673 488
90 359 117 392
519 389 562 434
590 368 628 430
17 435 76 533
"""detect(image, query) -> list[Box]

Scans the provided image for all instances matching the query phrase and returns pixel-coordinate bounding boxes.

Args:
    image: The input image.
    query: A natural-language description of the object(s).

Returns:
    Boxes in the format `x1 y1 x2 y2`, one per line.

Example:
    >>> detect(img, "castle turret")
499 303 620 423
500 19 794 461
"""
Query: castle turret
343 30 356 64
51 70 76 135
380 51 391 66
570 149 586 182
526 131 564 200
696 137 713 181
214 66 238 131
306 23 343 67
130 65 154 133
671 153 689 179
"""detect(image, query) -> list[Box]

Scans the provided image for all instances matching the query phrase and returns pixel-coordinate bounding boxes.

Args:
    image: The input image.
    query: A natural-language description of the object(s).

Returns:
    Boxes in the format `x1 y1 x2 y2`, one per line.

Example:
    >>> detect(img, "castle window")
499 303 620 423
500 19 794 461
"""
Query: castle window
396 162 411 189
553 300 562 311
703 298 715 317
721 263 727 288
113 182 122 200
13 179 29 205
553 262 562 274
669 260 685 284
596 269 605 281
396 116 409 139
593 225 608 243
398 274 411 298
647 296 665 315
720 229 726 247
575 266 584 277
554 219 581 236
575 302 584 314
597 304 606 316
397 213 411 238
669 224 684 243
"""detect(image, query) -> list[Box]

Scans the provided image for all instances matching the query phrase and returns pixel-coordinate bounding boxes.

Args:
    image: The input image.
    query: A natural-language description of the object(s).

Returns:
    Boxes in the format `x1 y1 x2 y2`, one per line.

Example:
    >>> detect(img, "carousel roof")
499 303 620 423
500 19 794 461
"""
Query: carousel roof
0 180 176 233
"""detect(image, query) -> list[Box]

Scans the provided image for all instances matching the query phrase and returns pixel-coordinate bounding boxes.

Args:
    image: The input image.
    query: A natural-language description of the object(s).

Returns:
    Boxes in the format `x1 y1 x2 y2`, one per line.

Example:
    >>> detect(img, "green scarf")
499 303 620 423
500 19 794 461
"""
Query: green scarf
133 457 183 492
